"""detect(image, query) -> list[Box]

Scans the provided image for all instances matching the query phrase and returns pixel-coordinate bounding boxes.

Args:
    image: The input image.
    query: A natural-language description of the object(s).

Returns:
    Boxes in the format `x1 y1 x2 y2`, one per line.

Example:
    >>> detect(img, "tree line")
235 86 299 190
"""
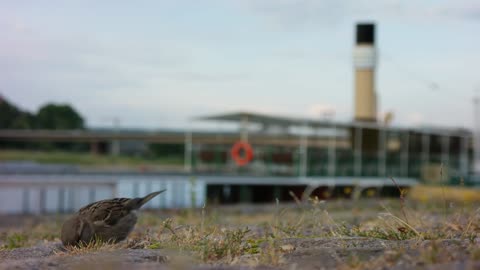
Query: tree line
0 95 84 130
0 95 86 151
0 95 185 158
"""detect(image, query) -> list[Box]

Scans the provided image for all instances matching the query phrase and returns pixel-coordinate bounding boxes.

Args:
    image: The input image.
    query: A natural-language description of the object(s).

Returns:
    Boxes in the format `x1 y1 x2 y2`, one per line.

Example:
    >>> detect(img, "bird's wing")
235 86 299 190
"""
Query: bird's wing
79 198 131 226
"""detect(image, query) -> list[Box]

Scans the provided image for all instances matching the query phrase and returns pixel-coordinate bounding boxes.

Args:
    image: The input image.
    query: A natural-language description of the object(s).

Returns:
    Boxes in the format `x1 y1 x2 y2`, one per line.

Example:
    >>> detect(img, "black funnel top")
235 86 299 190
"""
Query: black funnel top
356 23 375 45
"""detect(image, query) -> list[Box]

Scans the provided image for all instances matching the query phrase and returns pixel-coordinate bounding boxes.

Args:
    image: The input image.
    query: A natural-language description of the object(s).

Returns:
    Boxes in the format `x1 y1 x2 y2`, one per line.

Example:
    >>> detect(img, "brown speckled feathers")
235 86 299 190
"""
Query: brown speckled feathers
78 198 132 226
61 190 166 246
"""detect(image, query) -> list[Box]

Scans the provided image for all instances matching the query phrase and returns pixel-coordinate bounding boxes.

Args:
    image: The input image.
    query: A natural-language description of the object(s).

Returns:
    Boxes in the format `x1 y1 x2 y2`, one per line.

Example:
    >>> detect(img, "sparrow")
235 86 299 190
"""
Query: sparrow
61 190 166 247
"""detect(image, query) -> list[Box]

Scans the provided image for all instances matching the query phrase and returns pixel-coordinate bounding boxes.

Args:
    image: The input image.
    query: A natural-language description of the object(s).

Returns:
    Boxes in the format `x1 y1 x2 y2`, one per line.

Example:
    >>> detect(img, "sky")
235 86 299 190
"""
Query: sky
1 0 479 130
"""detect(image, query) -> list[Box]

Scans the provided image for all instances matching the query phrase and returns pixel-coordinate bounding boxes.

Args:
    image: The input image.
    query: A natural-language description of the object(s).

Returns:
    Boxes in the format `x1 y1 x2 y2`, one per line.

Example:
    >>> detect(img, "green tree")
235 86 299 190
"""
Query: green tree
36 104 84 130
0 96 35 129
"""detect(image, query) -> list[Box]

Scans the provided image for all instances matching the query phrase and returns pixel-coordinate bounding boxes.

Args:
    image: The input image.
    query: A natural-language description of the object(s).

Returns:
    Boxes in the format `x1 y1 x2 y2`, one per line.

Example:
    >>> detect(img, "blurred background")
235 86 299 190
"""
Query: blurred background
1 1 479 214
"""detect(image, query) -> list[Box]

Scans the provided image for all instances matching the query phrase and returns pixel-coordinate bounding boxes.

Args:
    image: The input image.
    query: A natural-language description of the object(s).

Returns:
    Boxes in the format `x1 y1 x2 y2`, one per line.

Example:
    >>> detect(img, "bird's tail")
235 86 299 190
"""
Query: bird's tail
128 189 167 209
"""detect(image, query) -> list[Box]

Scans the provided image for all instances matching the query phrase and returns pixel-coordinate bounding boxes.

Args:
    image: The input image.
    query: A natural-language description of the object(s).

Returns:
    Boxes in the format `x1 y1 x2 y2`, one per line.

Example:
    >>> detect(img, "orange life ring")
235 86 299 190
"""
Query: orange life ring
230 141 254 166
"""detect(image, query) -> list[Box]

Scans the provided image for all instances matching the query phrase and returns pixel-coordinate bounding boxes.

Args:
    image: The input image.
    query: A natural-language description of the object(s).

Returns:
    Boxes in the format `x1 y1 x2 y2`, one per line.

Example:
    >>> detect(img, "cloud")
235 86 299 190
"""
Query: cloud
431 1 480 21
0 1 477 130
307 103 337 118
236 0 349 30
0 14 31 34
236 0 480 30
406 112 424 126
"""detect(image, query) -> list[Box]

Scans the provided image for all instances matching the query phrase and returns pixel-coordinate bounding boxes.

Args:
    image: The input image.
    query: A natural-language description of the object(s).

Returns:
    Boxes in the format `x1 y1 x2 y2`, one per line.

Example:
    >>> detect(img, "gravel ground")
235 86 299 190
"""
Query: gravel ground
1 200 479 270
1 238 479 270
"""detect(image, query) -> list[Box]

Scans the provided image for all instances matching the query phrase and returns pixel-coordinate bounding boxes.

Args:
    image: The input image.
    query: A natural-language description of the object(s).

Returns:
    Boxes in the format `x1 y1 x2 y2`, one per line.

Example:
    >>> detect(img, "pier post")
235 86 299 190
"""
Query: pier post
378 127 386 177
354 126 363 176
328 125 336 177
401 132 410 177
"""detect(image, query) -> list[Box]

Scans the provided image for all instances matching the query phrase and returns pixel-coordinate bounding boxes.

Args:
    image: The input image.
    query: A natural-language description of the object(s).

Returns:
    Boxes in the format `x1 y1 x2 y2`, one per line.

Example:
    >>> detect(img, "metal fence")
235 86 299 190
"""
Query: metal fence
0 174 205 215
